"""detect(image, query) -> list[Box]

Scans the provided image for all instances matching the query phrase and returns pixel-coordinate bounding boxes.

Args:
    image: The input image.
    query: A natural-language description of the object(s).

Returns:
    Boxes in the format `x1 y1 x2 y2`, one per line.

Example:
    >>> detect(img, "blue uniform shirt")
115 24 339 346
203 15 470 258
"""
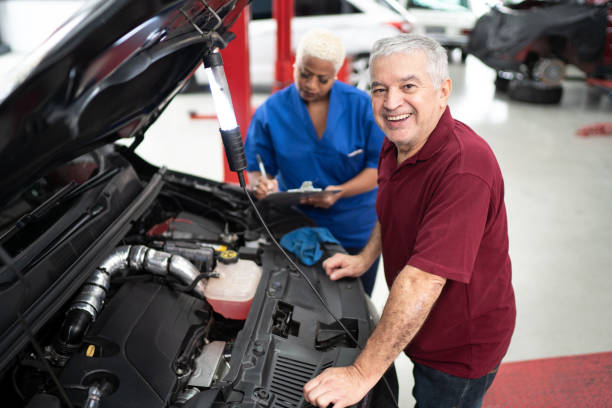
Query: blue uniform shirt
245 81 384 248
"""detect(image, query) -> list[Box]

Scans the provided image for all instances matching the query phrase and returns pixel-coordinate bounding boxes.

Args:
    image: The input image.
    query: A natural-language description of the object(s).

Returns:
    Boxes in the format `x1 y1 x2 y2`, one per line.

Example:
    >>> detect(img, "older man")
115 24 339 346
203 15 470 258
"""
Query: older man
304 34 516 408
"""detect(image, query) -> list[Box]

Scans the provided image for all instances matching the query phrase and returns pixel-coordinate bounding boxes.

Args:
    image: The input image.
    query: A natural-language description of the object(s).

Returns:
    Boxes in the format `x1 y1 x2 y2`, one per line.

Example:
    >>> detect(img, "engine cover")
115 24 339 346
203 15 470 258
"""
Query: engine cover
59 281 209 407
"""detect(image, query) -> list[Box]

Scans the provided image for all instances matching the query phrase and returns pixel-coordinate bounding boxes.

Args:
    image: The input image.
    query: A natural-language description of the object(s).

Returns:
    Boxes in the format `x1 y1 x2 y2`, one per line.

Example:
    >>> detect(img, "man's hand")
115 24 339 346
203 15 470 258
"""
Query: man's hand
303 366 373 408
253 177 278 200
322 253 367 281
301 185 342 208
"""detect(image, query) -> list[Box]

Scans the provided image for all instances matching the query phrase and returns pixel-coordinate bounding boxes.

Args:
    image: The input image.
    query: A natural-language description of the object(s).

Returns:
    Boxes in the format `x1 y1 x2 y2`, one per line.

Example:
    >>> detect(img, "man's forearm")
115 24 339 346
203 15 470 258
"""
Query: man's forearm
352 265 446 385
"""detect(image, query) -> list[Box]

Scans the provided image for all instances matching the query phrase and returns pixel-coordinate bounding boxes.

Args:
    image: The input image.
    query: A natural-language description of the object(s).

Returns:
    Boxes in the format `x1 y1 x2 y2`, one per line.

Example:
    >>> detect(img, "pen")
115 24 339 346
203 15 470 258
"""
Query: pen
347 148 363 157
256 154 267 180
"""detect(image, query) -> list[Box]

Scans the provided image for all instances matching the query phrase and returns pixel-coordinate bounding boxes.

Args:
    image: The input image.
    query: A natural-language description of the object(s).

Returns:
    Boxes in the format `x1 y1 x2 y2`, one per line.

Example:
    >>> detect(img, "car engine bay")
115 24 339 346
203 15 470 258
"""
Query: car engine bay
0 146 375 408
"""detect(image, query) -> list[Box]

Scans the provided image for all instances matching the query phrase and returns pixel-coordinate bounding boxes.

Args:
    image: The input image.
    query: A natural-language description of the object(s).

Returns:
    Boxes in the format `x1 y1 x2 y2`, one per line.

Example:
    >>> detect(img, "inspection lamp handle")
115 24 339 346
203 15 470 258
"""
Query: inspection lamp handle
220 127 247 173
203 51 247 178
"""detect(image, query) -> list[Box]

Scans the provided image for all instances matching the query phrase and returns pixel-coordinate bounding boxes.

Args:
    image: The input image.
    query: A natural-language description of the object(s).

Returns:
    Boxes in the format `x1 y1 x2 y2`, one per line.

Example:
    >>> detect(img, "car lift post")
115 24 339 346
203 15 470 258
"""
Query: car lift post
273 0 294 92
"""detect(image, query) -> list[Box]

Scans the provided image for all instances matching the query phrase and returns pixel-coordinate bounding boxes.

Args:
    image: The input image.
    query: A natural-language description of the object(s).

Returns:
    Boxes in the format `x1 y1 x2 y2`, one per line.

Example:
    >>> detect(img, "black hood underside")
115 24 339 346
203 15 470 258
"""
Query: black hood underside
0 0 248 207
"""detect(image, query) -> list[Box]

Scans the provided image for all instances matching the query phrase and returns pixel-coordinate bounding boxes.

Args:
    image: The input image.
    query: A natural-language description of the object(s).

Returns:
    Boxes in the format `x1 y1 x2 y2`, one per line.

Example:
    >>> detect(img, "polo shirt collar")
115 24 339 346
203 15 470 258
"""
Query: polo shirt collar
402 106 453 166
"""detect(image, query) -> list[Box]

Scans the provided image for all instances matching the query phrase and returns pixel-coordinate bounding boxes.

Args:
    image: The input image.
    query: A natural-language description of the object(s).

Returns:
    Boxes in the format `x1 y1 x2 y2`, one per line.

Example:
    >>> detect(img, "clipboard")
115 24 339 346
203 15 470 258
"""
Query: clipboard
259 189 341 206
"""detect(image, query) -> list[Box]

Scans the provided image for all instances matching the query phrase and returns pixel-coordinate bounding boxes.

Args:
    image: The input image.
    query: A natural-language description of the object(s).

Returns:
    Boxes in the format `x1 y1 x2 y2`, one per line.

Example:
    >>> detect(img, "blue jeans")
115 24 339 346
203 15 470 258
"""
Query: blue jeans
346 247 380 296
412 362 498 408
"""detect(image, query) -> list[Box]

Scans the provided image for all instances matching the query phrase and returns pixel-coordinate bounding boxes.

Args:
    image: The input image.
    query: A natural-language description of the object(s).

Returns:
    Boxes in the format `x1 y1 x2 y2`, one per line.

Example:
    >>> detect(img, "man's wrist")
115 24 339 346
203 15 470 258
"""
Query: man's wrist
356 251 376 272
352 360 384 390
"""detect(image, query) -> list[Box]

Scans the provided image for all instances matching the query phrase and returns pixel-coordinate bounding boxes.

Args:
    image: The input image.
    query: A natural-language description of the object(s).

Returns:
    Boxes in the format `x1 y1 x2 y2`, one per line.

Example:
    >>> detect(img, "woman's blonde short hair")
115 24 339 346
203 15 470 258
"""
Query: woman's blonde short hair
295 28 346 73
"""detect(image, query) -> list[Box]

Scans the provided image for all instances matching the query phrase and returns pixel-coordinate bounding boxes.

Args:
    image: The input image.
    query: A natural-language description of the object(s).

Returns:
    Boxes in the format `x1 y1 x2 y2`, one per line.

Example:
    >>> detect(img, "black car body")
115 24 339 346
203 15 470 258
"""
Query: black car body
0 1 392 407
468 0 612 104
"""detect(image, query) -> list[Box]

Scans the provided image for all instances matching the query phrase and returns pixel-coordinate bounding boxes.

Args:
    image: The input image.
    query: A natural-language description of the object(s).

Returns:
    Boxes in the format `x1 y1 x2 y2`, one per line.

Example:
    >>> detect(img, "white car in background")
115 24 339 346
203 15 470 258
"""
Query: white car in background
396 0 482 61
245 0 416 90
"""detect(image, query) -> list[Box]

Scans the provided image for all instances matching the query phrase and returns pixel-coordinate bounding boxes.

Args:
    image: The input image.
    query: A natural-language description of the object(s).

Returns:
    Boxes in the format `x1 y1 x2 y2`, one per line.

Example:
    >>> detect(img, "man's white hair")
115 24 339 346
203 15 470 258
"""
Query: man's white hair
369 34 449 89
296 28 346 73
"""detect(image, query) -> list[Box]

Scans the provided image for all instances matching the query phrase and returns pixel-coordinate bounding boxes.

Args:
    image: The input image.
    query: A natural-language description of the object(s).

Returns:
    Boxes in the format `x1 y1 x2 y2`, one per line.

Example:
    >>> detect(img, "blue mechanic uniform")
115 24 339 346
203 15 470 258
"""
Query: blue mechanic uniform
245 81 384 249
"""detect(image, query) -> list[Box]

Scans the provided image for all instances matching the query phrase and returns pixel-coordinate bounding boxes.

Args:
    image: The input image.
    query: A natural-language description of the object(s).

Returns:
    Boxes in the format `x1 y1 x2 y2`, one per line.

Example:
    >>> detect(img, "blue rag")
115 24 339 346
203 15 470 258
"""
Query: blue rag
279 227 341 266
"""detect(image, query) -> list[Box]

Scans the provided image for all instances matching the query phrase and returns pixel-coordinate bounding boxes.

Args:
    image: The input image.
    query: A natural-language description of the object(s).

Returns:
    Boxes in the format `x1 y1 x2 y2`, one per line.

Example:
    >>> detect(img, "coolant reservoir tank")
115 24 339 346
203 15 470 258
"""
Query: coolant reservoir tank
204 258 262 320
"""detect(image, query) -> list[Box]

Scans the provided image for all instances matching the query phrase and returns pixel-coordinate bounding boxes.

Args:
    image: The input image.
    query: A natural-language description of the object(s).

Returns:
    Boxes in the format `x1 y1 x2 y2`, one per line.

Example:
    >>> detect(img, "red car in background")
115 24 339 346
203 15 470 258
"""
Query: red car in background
468 0 612 104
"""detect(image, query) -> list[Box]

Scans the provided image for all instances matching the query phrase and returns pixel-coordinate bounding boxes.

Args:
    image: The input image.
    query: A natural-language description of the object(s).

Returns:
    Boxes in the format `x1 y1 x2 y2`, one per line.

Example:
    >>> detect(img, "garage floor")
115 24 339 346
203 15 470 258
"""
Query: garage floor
136 56 612 407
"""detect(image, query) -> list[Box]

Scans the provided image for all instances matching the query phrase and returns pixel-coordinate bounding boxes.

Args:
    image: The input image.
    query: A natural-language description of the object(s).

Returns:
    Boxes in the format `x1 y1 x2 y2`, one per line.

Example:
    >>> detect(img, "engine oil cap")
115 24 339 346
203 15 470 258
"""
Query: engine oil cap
219 249 239 264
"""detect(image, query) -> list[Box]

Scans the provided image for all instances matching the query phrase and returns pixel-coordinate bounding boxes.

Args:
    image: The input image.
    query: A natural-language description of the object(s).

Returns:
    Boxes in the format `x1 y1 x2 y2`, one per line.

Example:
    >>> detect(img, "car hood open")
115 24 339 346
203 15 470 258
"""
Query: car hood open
0 0 248 207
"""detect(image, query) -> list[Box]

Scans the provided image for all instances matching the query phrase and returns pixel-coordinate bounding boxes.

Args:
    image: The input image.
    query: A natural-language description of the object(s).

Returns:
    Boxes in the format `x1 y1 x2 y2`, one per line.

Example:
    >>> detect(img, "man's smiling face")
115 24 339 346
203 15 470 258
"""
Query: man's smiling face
370 51 450 161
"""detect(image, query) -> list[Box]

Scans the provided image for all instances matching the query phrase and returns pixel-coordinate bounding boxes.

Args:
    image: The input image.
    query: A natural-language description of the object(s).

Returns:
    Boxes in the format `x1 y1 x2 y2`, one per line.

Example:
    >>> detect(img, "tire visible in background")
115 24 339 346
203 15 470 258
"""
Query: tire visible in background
508 79 563 104
494 71 516 93
495 75 511 92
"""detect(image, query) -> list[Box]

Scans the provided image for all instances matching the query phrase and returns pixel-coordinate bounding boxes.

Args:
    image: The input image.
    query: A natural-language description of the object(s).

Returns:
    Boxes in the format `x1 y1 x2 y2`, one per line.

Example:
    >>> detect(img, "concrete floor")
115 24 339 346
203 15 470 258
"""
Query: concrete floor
134 57 612 407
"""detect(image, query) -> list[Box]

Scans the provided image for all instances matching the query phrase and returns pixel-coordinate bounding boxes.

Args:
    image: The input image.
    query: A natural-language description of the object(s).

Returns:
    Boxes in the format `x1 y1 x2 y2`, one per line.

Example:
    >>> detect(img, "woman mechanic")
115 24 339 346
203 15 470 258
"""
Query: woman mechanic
244 28 384 295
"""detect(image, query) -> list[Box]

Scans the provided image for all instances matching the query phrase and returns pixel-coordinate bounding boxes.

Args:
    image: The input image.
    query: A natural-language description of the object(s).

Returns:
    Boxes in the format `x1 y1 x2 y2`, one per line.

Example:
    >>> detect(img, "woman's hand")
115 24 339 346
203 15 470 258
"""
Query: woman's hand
253 177 279 200
301 185 342 208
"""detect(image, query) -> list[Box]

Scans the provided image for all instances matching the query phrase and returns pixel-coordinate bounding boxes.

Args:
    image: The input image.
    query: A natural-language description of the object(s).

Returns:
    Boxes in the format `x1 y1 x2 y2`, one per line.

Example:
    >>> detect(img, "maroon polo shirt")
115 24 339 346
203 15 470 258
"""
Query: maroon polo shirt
376 107 516 378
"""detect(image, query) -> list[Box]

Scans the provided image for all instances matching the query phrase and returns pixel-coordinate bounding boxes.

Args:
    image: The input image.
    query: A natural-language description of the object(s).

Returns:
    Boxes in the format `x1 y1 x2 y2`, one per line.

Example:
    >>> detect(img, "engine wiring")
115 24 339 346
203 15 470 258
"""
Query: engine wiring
236 172 399 408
